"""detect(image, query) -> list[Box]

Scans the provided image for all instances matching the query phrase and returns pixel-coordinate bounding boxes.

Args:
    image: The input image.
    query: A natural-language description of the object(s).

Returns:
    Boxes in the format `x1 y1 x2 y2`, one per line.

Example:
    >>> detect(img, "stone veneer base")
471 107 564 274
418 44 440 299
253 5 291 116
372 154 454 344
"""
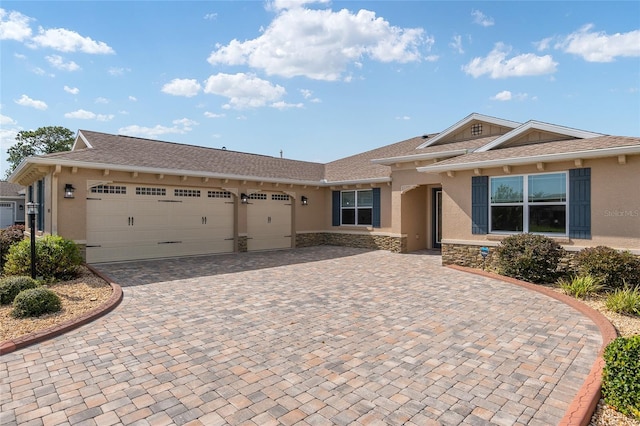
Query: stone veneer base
297 232 406 253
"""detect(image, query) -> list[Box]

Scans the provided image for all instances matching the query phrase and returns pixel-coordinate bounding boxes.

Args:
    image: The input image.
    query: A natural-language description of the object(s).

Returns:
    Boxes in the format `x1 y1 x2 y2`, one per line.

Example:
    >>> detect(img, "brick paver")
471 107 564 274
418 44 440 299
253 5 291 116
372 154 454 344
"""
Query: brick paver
0 247 602 425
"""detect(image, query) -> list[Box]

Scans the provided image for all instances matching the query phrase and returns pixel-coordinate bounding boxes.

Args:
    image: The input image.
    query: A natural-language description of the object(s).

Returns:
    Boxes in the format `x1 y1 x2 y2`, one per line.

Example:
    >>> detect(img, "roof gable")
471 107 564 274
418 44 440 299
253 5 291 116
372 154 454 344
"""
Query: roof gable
475 121 604 152
416 113 521 149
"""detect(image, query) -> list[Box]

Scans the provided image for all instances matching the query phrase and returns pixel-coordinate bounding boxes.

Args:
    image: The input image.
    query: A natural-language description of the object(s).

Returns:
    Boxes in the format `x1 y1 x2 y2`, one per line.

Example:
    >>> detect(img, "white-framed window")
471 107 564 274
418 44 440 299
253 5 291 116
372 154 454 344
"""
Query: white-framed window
341 190 373 226
490 172 567 235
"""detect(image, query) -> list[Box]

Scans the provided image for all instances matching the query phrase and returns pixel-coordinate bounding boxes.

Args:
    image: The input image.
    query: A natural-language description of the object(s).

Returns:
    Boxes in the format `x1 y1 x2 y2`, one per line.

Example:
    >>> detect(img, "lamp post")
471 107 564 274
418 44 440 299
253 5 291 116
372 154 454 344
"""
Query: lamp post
26 202 38 279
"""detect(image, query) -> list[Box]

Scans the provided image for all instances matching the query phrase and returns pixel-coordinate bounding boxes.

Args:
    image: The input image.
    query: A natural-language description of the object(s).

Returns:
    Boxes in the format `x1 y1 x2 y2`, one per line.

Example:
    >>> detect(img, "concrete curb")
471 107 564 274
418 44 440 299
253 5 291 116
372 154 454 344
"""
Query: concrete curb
447 265 618 426
0 265 123 356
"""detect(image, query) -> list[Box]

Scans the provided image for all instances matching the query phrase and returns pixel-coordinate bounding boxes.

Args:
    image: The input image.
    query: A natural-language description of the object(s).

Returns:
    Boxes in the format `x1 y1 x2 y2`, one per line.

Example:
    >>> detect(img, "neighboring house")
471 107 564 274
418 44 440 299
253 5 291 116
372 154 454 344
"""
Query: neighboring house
0 181 26 228
8 113 640 264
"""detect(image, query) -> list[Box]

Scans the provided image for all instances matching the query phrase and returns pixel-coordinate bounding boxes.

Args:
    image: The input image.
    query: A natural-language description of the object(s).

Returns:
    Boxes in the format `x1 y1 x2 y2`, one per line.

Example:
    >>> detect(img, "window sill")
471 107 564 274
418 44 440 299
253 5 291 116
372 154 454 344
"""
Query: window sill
486 234 571 244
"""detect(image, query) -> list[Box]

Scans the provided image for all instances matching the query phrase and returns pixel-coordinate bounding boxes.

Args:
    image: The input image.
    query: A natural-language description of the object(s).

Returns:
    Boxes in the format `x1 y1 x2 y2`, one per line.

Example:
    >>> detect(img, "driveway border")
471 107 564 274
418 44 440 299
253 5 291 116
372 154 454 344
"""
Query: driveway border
0 265 123 355
448 265 618 426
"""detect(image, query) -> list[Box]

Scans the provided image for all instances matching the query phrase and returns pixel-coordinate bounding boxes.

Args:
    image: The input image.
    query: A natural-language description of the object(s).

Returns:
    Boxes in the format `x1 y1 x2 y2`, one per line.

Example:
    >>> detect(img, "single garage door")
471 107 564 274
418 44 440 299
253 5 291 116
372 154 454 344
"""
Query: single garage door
86 184 234 263
0 202 15 228
246 192 292 251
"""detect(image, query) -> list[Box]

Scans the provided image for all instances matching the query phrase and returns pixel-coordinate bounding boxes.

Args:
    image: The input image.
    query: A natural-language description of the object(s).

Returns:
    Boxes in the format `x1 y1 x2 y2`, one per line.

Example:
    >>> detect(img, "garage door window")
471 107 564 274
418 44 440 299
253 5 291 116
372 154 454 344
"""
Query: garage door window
272 194 290 201
175 189 201 197
92 185 127 194
136 187 164 196
208 191 231 198
249 193 267 200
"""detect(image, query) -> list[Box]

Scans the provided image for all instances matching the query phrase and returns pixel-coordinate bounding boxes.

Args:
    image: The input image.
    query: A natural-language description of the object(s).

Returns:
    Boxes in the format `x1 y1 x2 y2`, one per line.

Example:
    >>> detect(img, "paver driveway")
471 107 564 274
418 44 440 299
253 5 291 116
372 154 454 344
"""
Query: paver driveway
1 247 602 425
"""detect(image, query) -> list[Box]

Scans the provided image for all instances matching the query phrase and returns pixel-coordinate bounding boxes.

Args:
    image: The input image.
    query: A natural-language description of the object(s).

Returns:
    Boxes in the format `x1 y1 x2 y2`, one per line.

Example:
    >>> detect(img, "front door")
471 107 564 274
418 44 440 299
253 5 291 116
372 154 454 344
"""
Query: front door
432 188 442 249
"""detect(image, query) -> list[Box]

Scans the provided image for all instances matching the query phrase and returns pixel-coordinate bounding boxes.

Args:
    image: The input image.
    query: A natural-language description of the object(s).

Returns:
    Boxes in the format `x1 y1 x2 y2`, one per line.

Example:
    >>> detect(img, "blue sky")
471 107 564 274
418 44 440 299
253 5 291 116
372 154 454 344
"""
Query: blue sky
1 1 639 174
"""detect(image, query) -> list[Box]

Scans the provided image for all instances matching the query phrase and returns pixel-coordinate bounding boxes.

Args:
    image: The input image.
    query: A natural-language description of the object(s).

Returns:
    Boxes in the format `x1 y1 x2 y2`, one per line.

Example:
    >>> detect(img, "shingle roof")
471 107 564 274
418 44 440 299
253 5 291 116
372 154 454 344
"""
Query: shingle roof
44 130 327 183
420 135 640 171
0 181 25 197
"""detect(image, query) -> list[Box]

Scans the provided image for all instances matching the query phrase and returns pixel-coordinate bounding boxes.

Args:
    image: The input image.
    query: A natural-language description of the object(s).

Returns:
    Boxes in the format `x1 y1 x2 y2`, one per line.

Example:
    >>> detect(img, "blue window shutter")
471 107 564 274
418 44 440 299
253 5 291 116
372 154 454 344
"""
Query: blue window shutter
37 179 44 231
569 168 591 239
372 187 381 228
332 191 341 226
472 176 488 234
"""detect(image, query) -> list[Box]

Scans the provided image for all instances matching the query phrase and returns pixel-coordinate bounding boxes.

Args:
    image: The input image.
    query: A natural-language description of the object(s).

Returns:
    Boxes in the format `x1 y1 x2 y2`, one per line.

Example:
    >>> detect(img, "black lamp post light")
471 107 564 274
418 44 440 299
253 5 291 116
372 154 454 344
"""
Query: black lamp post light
26 201 38 279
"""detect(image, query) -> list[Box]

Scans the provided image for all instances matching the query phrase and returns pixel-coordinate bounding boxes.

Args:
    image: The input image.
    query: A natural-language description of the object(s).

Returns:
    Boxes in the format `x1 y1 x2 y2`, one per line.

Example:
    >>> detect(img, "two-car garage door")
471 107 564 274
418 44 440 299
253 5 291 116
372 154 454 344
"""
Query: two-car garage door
86 184 234 263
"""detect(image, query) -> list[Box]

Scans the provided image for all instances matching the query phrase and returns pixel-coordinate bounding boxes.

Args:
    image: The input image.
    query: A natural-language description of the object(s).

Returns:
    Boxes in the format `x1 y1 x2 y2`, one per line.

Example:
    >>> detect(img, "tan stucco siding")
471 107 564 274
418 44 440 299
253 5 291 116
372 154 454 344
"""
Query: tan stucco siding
439 156 640 252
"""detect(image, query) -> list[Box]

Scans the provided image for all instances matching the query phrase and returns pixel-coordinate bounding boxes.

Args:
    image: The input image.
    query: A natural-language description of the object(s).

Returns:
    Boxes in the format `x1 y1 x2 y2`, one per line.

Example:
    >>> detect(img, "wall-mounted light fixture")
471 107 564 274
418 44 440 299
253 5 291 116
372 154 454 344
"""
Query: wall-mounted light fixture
301 196 308 206
64 184 76 199
19 205 24 211
240 193 249 204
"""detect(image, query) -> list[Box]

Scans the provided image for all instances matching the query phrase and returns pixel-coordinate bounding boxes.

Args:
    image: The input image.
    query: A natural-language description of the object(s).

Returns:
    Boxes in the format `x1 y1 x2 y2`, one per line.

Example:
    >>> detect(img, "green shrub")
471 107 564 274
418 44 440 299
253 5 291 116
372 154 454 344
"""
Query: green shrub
0 225 25 269
3 235 82 281
494 233 565 283
575 246 640 290
0 275 40 305
602 335 640 419
606 283 640 316
557 274 603 299
11 287 62 318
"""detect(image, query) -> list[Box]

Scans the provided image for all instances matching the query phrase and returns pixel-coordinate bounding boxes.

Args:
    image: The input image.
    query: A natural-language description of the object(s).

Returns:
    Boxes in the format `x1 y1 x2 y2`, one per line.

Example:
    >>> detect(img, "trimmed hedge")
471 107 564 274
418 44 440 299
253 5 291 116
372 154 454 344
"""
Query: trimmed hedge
0 275 40 305
602 336 640 419
11 287 62 318
3 235 82 281
495 233 565 283
575 246 640 290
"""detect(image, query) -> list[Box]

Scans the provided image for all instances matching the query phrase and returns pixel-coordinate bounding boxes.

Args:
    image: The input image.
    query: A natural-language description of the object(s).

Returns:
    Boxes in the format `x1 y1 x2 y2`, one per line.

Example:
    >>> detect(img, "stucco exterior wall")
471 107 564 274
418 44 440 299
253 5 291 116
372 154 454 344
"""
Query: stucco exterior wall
440 155 640 253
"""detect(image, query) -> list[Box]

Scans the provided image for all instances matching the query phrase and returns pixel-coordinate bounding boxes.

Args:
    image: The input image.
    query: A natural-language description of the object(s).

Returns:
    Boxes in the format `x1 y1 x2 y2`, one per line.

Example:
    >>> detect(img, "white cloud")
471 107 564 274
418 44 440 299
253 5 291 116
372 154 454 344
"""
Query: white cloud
491 90 512 101
46 54 80 71
161 78 202 97
108 67 130 76
95 97 109 104
395 116 411 120
534 36 553 52
450 34 464 54
32 67 46 76
204 111 225 118
204 13 217 20
203 73 286 109
128 96 137 101
463 43 557 78
172 118 198 130
555 24 640 62
31 27 114 54
15 94 47 110
64 109 114 121
271 101 304 109
0 113 17 125
64 85 79 95
0 9 32 41
491 91 531 101
118 124 189 138
300 89 321 103
208 6 430 81
472 10 494 27
14 53 26 60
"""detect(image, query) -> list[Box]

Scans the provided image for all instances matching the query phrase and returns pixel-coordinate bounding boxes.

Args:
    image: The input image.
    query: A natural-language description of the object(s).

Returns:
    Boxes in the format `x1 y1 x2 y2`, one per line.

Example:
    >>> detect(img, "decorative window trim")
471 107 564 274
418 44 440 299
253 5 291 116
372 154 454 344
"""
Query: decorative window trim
489 171 568 236
136 187 165 196
92 185 127 194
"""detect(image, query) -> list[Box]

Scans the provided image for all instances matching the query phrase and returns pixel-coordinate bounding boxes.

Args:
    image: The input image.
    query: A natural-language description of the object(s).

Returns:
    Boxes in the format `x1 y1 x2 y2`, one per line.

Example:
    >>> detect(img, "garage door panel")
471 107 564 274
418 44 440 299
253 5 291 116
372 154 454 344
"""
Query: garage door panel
87 184 235 263
247 193 292 251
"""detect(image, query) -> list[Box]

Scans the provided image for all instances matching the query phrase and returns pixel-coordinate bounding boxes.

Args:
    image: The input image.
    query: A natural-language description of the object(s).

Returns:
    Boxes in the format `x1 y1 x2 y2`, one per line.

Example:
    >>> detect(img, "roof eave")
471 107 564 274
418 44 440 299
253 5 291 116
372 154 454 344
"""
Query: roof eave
417 145 640 174
476 121 605 153
371 149 469 165
9 157 386 188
